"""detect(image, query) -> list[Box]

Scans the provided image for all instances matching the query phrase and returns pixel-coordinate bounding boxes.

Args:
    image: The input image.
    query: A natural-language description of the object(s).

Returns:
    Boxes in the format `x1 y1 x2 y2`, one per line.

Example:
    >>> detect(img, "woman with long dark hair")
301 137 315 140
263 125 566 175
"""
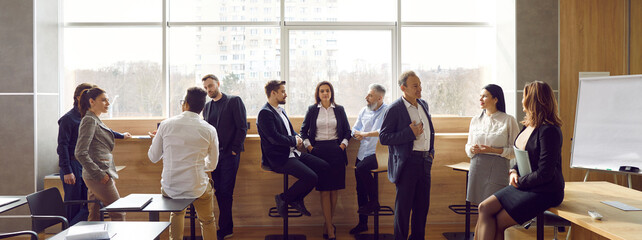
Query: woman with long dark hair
74 87 125 221
474 81 564 240
465 84 519 205
300 81 351 240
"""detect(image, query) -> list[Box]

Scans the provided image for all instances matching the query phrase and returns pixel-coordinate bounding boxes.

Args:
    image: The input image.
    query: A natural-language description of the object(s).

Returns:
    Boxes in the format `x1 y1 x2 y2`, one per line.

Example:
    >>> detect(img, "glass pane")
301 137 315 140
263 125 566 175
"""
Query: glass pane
63 28 163 118
285 0 395 22
169 0 280 22
64 0 161 22
402 0 495 22
169 26 281 117
288 30 393 116
401 27 495 116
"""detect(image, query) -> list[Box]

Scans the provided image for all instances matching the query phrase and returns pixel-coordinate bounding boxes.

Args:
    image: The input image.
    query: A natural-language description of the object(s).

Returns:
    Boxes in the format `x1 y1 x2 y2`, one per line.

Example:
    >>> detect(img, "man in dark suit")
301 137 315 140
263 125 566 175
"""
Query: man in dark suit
256 80 329 218
380 71 435 240
202 74 247 240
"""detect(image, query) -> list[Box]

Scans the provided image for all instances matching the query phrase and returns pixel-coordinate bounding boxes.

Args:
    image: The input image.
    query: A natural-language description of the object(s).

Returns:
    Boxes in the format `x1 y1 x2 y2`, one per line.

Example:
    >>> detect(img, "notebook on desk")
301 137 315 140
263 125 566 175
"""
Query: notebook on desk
65 223 113 240
0 198 19 207
105 195 152 211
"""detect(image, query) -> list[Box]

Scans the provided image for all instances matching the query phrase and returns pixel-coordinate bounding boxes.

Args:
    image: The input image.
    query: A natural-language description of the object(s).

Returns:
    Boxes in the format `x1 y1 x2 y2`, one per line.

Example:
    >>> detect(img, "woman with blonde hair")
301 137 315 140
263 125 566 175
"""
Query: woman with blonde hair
474 81 564 240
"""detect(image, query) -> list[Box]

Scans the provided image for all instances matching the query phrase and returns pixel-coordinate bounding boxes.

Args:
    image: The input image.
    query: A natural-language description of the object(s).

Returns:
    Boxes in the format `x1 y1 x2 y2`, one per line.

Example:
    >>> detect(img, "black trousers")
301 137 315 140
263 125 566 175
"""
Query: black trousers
59 159 89 226
355 154 379 224
271 152 330 202
211 151 240 235
394 154 432 240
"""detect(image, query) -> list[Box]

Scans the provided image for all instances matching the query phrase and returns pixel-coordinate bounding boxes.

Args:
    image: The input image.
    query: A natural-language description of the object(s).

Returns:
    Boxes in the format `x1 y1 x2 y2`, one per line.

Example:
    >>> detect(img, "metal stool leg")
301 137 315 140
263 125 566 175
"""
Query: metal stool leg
265 173 306 240
355 171 394 240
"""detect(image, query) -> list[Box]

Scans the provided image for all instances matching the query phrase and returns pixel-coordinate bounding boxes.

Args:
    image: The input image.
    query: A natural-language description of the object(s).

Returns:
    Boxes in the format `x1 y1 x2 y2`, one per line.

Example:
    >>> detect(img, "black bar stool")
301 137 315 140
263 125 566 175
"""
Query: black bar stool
355 167 394 240
262 164 306 240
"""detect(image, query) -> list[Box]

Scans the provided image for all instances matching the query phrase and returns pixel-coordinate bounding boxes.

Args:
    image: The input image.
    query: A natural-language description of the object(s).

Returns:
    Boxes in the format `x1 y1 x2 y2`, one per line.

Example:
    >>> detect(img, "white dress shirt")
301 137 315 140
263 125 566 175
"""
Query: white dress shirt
148 111 219 199
402 97 431 151
304 103 349 148
465 111 519 159
271 104 301 158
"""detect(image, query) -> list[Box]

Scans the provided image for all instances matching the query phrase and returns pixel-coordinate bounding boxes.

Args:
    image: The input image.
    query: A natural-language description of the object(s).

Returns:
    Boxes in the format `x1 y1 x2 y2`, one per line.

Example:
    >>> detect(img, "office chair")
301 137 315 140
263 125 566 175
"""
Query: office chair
26 187 102 234
524 211 571 240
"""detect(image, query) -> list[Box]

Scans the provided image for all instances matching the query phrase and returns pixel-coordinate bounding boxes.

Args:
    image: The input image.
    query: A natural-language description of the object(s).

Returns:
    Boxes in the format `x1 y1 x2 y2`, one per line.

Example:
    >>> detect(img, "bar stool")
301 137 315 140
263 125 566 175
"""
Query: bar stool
526 210 571 240
261 163 306 240
354 164 394 240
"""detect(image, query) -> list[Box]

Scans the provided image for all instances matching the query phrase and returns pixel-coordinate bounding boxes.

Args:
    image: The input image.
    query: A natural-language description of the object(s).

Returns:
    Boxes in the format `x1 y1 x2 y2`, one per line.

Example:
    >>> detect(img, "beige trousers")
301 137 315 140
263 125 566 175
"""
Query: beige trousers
163 183 217 240
84 177 125 221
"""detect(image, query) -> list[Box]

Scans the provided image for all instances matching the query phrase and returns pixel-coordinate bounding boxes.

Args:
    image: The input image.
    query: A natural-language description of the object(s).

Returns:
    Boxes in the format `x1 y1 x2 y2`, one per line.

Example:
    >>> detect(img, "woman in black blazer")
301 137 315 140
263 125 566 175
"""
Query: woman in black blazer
474 81 565 240
300 81 351 240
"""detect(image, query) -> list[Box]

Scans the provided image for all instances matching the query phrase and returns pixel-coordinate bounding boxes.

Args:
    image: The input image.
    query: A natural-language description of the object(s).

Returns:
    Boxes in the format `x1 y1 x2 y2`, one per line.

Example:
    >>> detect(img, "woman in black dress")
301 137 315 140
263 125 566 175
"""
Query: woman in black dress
301 81 351 240
475 81 565 240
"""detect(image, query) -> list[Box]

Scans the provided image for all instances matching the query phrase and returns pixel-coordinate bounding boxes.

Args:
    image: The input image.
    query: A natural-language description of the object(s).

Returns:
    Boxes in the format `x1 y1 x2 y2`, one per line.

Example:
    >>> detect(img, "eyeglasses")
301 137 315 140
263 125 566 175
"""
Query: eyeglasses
179 100 185 105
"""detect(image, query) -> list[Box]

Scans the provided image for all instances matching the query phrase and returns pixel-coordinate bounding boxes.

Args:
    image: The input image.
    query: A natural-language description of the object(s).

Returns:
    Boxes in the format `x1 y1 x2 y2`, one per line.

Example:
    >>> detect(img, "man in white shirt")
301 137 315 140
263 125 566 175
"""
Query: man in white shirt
148 87 219 240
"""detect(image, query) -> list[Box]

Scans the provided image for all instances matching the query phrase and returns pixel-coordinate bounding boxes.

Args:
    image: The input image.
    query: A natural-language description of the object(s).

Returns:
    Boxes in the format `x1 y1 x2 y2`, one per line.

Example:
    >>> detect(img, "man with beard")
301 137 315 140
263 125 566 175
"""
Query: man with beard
201 74 247 240
349 83 388 235
256 80 329 218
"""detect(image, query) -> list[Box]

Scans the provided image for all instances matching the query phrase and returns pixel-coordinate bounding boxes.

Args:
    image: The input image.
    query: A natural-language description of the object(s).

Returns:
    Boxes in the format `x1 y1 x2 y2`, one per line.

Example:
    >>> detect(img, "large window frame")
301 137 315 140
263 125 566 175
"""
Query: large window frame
61 0 511 118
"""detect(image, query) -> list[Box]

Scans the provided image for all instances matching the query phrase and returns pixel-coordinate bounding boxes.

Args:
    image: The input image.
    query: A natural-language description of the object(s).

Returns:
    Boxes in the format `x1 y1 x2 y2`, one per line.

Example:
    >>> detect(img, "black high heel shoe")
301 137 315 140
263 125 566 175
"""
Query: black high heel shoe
323 224 337 239
328 224 337 240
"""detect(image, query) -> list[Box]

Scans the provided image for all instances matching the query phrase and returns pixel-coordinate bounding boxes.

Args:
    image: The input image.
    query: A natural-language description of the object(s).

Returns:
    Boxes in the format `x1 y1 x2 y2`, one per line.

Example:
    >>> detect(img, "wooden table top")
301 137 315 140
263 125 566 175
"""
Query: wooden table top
445 162 471 172
549 181 642 240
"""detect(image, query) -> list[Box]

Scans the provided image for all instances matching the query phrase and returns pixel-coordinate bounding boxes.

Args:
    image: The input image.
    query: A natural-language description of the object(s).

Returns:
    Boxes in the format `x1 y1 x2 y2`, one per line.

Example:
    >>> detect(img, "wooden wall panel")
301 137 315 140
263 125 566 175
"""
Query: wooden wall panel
94 117 474 227
632 0 642 75
559 0 629 185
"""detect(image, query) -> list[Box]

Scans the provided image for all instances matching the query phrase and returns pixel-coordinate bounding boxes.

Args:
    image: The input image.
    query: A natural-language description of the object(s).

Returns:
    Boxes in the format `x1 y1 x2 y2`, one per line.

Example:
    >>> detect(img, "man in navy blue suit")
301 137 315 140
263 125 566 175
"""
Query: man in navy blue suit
256 80 329 218
380 71 435 240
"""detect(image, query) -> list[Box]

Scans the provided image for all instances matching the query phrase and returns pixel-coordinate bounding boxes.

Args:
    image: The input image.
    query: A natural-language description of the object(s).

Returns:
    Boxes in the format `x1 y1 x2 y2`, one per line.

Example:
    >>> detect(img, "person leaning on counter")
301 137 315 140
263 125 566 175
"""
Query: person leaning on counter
74 87 126 221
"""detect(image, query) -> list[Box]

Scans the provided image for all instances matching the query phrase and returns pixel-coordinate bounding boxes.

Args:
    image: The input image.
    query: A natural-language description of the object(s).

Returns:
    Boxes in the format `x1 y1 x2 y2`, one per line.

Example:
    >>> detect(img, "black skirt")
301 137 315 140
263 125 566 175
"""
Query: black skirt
493 185 564 225
310 140 347 191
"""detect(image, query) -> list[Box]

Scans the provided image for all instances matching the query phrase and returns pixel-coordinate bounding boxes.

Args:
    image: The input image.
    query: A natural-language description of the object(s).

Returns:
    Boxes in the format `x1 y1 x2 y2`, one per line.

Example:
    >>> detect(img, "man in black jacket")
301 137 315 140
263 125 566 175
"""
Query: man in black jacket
202 74 247 240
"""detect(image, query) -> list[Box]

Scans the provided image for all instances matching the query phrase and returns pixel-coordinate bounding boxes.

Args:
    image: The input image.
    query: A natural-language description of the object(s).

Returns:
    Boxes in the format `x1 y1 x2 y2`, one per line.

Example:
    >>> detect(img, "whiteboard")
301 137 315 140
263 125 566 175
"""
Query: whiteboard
571 75 642 172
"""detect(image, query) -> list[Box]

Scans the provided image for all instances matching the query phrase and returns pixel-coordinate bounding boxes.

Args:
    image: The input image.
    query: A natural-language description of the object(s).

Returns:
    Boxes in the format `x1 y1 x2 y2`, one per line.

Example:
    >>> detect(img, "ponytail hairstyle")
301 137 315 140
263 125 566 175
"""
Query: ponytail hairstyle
73 83 96 109
78 87 106 117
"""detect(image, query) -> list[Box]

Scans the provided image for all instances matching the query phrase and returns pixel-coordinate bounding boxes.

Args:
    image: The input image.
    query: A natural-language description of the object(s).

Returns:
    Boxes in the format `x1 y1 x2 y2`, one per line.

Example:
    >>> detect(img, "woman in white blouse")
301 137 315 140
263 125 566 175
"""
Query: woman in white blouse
300 81 351 240
465 84 519 205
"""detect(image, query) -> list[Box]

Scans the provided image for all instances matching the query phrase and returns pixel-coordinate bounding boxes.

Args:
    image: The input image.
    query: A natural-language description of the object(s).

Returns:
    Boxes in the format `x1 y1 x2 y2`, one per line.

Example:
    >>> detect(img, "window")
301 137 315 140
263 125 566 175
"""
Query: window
168 26 280 116
169 0 279 22
63 28 163 118
63 0 512 118
288 31 393 116
402 27 494 116
285 0 395 22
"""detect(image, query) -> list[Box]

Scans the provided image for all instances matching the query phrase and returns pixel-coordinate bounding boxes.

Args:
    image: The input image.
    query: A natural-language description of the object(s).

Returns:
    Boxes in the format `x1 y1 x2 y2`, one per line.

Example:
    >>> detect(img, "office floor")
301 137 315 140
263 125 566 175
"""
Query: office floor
29 223 567 240
174 223 567 240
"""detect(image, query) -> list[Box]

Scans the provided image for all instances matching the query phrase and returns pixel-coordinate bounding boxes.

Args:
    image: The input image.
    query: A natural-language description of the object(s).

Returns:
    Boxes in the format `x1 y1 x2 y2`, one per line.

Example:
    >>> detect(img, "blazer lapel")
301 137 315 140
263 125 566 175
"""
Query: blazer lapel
267 104 289 135
395 98 412 126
